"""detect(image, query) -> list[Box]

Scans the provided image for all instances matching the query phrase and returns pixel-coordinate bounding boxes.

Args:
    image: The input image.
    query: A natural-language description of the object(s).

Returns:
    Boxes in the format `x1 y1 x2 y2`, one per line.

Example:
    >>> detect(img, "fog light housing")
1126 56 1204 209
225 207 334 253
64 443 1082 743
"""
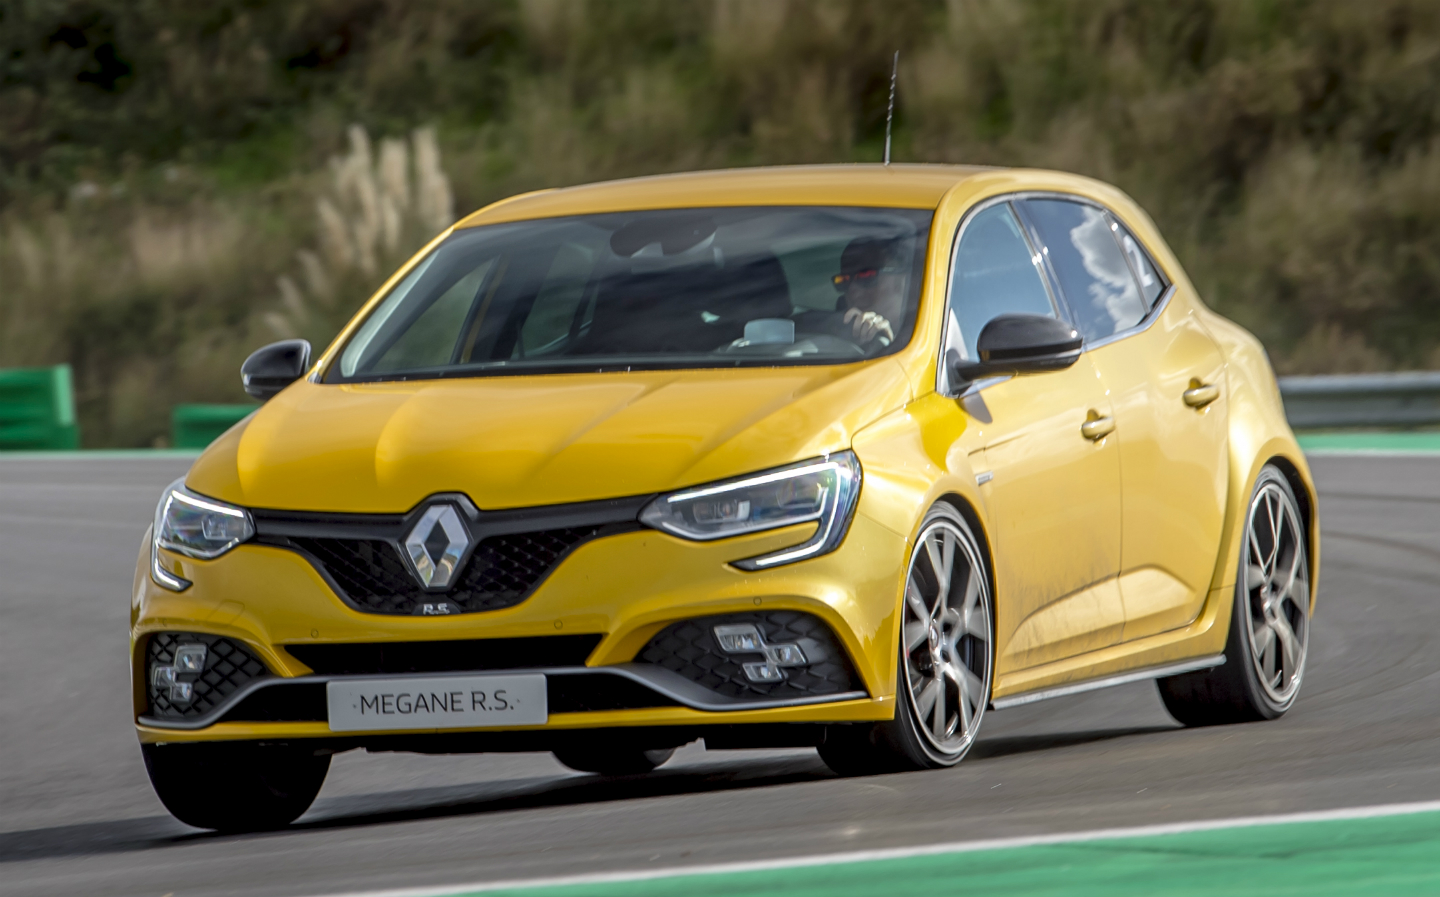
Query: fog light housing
713 623 808 683
149 664 196 704
152 666 176 689
714 624 765 653
742 662 784 683
174 644 207 673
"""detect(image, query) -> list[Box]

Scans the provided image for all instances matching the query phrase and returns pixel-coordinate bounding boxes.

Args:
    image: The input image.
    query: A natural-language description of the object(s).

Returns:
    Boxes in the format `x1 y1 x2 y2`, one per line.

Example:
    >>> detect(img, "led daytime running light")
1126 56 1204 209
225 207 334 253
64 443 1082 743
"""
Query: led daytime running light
150 478 255 591
640 452 862 571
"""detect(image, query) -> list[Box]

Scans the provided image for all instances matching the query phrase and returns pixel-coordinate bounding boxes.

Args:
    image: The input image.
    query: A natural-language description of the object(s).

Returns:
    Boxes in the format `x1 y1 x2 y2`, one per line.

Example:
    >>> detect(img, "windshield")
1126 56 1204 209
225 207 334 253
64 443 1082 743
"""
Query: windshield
327 206 933 382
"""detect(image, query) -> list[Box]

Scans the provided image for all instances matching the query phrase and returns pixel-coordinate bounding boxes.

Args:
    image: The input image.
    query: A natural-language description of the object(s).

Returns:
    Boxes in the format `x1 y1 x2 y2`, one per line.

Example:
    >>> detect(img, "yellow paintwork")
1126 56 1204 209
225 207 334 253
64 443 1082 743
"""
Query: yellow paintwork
133 164 1318 741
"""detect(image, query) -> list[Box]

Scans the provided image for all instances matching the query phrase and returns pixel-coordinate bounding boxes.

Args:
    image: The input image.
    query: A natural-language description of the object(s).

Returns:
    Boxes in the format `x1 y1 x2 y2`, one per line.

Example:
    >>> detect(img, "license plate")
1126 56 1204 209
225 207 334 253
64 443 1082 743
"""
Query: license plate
326 674 547 732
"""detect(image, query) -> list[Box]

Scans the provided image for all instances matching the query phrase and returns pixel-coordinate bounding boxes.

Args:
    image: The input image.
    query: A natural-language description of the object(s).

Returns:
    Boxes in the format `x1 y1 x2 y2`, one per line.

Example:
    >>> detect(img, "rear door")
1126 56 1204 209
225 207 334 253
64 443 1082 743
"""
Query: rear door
941 200 1124 674
1020 198 1228 643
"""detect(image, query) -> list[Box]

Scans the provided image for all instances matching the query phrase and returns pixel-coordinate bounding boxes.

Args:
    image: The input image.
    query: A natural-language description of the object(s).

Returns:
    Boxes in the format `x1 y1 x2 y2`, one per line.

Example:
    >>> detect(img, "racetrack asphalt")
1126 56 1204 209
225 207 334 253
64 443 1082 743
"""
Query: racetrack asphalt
2 454 1438 897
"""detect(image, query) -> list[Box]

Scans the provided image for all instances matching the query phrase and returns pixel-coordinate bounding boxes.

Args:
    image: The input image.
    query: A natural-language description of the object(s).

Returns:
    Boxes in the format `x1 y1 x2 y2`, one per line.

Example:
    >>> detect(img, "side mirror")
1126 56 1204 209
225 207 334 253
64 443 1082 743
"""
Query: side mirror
949 314 1082 385
241 339 311 401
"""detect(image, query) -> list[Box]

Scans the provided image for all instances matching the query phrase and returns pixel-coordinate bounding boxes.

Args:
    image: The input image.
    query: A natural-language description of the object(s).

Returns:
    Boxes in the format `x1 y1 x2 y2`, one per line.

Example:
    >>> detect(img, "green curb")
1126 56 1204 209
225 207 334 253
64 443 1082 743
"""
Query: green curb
474 809 1440 897
171 403 258 449
1297 431 1440 453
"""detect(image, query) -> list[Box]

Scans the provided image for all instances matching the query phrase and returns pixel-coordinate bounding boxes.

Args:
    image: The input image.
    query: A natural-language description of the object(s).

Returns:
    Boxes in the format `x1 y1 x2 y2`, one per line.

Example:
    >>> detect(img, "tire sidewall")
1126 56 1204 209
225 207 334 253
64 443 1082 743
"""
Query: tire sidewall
1229 465 1309 719
888 503 995 768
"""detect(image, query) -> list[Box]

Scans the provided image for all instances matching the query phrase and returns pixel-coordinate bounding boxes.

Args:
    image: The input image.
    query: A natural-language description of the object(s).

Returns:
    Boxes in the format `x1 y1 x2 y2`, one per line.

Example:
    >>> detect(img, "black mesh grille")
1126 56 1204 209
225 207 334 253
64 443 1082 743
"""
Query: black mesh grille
290 527 599 616
221 683 327 723
146 632 270 720
548 675 678 713
638 611 861 699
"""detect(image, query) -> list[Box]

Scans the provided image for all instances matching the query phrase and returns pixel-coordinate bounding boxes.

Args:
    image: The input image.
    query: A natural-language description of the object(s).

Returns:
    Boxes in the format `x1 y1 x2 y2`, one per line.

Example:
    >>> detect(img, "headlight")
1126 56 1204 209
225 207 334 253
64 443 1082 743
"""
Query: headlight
640 452 861 570
150 479 255 591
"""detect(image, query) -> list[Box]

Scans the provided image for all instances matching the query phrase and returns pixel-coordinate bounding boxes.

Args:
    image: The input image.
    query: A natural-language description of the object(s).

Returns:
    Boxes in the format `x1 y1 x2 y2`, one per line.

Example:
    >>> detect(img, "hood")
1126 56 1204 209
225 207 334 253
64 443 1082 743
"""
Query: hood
187 361 912 512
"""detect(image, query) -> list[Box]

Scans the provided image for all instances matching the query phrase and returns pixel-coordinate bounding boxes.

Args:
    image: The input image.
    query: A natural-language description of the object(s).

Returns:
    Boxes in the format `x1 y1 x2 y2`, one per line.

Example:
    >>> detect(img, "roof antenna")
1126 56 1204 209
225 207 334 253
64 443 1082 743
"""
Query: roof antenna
884 50 899 166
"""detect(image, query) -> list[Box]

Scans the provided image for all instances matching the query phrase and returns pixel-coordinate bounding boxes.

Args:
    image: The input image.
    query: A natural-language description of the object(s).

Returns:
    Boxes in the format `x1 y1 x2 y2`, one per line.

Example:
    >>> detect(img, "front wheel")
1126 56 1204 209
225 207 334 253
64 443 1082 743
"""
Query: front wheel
142 742 330 831
1158 464 1311 726
819 504 993 775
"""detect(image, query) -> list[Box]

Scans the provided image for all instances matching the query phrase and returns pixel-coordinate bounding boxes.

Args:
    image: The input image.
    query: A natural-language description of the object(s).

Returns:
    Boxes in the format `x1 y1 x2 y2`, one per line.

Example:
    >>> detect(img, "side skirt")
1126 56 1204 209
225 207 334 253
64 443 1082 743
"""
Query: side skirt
989 654 1225 710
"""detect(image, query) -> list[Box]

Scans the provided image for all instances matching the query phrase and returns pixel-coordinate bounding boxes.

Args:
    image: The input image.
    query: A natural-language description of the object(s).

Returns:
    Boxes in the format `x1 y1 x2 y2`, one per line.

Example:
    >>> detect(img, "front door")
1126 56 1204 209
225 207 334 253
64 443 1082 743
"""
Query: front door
1022 199 1229 642
942 200 1124 675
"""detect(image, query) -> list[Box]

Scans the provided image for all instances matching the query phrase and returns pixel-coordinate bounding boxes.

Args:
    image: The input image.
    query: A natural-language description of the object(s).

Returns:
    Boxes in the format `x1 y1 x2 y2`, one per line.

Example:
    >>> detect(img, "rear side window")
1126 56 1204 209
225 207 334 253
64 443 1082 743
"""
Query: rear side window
945 202 1057 362
1112 219 1165 309
1022 198 1146 343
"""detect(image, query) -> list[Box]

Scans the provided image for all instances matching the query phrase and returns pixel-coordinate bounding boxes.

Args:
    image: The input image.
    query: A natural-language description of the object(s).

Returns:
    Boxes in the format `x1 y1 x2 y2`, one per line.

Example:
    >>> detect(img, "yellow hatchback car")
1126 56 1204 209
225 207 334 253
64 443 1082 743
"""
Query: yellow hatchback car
133 165 1318 831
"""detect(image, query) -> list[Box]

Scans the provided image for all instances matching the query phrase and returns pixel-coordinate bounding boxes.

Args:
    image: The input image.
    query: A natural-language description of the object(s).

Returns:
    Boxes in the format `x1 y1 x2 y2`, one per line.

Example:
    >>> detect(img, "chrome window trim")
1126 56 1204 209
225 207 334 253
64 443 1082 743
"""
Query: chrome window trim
935 194 1063 398
1078 282 1177 353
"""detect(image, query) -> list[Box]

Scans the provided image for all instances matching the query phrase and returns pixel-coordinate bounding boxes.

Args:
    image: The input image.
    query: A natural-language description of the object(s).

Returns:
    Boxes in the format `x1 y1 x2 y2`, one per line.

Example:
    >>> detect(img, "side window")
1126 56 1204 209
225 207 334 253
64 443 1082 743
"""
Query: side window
1111 218 1165 309
946 202 1057 362
1023 198 1146 343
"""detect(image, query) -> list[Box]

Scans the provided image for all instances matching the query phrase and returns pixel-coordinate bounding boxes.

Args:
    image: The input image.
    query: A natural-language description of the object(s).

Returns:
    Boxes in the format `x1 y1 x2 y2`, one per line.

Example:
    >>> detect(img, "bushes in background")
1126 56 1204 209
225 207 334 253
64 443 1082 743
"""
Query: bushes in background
2 0 1439 444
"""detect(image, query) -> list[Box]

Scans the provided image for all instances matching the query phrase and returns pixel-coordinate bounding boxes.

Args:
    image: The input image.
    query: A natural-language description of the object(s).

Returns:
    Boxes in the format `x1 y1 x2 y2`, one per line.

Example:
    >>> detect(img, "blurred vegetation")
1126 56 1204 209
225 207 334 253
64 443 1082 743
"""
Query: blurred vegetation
2 0 1439 445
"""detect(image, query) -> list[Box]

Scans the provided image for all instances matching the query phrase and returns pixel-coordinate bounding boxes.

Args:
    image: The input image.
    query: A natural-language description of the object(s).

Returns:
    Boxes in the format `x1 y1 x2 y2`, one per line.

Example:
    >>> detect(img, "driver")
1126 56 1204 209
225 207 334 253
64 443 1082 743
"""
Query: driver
828 237 907 347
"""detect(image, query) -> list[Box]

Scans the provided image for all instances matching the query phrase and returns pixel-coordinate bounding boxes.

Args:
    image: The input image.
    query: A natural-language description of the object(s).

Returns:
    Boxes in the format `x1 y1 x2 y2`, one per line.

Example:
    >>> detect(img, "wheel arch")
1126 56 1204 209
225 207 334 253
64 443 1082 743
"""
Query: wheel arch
1261 452 1320 615
932 492 998 604
1214 439 1321 616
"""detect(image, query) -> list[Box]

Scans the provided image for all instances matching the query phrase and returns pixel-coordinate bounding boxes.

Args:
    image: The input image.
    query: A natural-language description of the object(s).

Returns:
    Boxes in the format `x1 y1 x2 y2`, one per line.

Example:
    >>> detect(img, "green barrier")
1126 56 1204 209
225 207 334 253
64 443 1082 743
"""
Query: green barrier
171 403 257 449
0 365 80 451
1296 430 1440 453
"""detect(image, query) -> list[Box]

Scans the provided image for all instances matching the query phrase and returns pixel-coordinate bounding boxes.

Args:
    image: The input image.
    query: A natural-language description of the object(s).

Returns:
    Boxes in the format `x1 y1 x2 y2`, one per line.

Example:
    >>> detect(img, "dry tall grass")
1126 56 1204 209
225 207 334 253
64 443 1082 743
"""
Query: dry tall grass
3 0 1439 444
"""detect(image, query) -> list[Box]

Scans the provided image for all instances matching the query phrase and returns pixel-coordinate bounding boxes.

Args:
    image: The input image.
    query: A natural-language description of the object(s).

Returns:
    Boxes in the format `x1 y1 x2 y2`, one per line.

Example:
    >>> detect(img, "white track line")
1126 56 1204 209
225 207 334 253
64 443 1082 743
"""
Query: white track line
309 798 1440 897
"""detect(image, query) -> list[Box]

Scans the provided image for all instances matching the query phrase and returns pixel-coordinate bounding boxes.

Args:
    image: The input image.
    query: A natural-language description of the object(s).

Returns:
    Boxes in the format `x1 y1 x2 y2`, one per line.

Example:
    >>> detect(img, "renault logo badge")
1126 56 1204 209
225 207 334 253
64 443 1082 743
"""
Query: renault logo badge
403 504 470 589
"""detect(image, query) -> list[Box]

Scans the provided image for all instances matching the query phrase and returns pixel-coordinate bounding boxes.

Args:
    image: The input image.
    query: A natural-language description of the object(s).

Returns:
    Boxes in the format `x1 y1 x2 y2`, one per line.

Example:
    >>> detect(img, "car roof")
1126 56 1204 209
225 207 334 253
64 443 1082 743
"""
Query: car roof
456 163 999 228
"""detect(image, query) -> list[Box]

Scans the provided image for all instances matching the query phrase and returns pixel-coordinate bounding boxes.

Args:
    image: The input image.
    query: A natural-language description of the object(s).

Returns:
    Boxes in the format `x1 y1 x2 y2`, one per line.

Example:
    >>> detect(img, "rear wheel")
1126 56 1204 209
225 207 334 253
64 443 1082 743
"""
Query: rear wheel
820 504 993 775
552 746 675 776
142 742 330 832
1158 465 1311 726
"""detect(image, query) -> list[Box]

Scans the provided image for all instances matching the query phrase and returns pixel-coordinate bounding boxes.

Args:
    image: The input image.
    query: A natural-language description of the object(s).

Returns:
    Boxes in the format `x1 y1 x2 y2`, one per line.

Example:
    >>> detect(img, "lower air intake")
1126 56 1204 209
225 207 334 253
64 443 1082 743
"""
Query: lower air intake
637 611 860 700
146 632 270 720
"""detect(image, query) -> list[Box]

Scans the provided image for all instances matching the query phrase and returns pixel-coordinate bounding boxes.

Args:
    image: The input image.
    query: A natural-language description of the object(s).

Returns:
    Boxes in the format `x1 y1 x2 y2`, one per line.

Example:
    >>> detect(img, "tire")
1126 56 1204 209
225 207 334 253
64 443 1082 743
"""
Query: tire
142 742 330 832
819 503 994 775
1158 464 1311 726
552 746 675 776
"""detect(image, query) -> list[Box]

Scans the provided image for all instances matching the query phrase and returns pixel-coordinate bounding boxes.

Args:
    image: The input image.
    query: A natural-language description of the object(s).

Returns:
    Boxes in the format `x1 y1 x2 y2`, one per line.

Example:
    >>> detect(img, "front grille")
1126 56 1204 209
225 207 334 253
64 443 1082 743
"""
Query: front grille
288 527 601 615
146 632 270 720
251 494 651 617
638 611 861 700
285 634 604 675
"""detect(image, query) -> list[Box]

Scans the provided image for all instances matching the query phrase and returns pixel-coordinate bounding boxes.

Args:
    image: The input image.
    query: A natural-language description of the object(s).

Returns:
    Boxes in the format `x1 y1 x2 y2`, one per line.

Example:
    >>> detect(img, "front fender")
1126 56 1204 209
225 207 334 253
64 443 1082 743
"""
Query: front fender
851 392 991 696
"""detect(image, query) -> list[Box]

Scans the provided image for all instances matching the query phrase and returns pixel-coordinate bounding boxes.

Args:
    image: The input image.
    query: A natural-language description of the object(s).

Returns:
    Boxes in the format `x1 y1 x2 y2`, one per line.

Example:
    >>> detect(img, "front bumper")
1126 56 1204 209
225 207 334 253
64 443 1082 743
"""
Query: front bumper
131 509 907 745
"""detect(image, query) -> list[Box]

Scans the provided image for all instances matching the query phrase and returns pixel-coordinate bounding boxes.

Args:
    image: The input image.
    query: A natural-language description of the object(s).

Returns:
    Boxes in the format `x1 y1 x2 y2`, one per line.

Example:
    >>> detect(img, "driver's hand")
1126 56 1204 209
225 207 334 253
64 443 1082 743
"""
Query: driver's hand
843 308 894 346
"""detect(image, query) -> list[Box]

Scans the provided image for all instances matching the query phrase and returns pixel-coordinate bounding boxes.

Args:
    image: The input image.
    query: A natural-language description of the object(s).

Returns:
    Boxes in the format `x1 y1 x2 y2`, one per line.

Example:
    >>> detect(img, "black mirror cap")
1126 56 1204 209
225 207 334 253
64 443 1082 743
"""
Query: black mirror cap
950 314 1083 385
241 339 312 401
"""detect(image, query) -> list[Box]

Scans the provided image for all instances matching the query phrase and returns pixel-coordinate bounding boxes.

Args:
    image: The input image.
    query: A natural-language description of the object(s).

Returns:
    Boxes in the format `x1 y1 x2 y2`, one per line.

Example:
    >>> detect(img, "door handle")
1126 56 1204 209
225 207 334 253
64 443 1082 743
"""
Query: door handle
1080 415 1115 441
1183 382 1220 408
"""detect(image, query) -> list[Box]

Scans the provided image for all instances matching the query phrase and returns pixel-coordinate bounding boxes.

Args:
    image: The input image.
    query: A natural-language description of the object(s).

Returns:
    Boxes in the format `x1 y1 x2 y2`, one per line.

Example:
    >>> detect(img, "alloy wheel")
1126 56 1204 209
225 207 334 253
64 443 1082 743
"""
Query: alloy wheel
1241 479 1310 706
901 519 992 758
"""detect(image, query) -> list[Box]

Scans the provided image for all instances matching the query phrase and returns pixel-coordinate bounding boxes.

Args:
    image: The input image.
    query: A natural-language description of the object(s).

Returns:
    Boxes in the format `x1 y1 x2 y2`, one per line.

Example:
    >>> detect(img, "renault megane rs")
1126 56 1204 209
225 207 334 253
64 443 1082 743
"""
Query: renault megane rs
132 164 1318 831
